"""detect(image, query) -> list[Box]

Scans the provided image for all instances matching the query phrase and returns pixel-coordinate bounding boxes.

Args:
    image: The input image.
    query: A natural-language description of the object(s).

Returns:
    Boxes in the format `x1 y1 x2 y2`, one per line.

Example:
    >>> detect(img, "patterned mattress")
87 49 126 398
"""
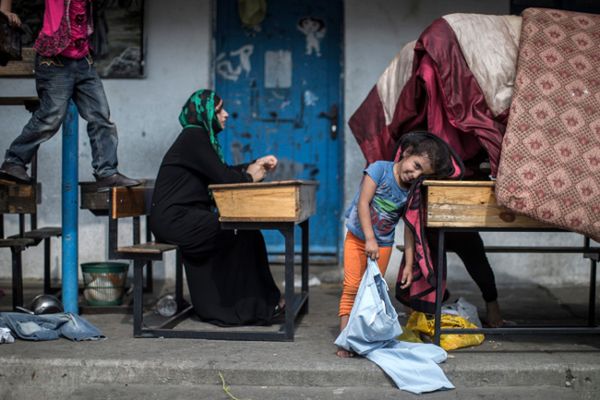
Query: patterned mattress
496 8 600 242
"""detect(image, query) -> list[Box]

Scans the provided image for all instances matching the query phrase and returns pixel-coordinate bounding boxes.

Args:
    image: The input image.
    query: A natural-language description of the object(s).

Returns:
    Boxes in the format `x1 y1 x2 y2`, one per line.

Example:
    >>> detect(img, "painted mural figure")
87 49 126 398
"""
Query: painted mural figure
0 0 140 191
297 17 326 57
337 132 452 358
149 89 286 326
216 44 254 81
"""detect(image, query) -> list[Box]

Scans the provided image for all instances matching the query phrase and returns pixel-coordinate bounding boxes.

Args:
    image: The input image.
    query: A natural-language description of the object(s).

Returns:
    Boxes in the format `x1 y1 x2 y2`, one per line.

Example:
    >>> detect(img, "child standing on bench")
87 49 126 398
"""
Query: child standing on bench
337 132 452 358
0 0 139 192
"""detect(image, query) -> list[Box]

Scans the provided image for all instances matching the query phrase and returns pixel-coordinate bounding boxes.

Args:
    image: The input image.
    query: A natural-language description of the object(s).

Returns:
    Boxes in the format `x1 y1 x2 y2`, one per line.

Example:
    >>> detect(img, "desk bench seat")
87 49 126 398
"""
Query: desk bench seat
0 237 35 247
20 227 62 240
0 237 36 309
117 242 178 256
106 185 185 336
1 179 61 309
0 97 61 307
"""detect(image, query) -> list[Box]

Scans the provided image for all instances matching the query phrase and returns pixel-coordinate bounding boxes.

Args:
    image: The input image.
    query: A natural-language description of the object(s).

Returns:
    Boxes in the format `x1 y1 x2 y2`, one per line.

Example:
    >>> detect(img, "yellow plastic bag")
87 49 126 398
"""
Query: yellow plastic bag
405 311 484 351
397 325 423 343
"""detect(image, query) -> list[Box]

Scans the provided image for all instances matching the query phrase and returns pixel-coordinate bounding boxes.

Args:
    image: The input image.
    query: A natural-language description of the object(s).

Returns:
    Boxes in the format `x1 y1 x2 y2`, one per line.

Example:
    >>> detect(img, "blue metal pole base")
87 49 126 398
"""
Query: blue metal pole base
62 101 79 314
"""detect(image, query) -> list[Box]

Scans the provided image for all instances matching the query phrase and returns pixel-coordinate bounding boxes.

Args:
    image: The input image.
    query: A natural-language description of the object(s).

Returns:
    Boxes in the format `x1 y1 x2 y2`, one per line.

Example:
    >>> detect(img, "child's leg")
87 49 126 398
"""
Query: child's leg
338 232 369 318
337 234 392 358
337 232 366 357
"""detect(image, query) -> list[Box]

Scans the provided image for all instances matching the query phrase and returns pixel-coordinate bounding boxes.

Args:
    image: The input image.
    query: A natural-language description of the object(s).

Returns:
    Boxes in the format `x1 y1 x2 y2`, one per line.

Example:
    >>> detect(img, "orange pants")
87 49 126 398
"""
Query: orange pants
338 231 392 316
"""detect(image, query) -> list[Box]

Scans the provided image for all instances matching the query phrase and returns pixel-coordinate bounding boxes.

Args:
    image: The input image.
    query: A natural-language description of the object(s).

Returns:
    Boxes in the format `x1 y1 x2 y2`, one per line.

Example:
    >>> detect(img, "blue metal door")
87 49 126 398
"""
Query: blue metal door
216 0 342 258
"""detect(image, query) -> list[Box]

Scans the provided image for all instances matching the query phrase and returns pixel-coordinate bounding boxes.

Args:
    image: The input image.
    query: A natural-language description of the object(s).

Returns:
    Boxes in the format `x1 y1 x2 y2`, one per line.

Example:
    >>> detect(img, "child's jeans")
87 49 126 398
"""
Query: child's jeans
4 54 119 178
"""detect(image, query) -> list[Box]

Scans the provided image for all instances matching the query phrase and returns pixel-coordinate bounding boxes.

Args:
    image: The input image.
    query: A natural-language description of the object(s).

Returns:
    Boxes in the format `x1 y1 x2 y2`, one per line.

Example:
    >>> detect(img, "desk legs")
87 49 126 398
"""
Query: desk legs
280 220 310 340
588 256 597 327
300 219 309 315
11 247 24 309
136 221 311 341
133 260 144 337
283 224 295 340
43 238 51 294
433 229 445 346
432 229 600 344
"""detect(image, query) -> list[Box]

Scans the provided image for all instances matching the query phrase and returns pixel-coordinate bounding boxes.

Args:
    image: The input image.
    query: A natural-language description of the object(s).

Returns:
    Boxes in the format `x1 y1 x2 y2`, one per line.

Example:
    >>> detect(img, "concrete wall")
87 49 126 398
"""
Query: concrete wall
0 0 594 290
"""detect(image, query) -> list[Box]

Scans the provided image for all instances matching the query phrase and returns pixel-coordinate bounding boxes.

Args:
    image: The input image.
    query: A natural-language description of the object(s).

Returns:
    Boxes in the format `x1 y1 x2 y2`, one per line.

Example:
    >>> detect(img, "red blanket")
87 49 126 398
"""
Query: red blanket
349 16 507 313
393 133 464 314
349 18 507 176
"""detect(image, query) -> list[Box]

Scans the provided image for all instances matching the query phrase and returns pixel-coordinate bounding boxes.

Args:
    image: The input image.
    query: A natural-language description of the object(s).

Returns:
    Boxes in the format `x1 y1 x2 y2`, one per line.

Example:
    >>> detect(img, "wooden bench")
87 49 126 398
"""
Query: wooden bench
0 97 62 309
420 180 600 345
0 179 62 309
106 185 187 337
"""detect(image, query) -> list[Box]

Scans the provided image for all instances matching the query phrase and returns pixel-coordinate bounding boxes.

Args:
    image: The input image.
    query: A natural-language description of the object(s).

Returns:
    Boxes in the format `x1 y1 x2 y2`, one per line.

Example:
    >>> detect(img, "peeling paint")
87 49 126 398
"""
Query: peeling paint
265 50 292 88
304 90 319 106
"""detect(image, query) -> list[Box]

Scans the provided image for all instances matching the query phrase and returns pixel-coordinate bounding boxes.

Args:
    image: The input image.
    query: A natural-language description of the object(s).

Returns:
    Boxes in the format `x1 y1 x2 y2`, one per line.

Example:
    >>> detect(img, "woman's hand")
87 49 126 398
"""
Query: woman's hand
246 162 267 182
256 155 278 171
246 155 277 182
365 238 379 261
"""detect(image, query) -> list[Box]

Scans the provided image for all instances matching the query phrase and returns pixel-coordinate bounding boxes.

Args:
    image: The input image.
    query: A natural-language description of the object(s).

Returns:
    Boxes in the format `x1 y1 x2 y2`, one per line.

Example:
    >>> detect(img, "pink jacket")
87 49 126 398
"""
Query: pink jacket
34 0 94 57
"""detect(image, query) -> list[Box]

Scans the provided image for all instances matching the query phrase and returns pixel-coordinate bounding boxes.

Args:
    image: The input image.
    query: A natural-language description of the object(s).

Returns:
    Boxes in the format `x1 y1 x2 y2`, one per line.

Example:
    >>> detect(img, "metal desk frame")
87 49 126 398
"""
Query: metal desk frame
433 229 600 345
80 183 310 341
149 219 310 341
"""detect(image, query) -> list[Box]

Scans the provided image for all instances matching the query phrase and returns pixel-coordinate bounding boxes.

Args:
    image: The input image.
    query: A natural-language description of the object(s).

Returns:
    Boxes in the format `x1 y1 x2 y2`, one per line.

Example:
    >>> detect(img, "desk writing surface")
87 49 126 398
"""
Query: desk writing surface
209 180 317 223
79 180 154 216
0 180 37 213
423 180 549 229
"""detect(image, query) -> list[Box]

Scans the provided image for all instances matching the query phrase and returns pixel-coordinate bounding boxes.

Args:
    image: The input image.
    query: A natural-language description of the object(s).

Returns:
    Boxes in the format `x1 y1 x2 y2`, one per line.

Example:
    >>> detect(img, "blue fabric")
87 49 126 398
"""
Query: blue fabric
335 258 401 354
345 161 408 246
5 55 119 178
0 312 104 341
335 259 454 394
365 341 454 394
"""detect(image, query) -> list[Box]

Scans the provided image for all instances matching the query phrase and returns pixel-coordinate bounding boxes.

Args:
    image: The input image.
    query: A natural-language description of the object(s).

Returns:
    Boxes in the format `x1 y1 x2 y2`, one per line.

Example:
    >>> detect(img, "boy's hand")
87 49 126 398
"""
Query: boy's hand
365 238 379 260
1 11 21 27
399 264 414 289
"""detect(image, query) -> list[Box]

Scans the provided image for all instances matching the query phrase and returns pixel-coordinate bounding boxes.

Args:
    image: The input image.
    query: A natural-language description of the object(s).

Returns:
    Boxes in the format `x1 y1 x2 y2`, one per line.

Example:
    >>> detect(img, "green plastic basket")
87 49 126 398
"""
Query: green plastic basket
81 262 129 306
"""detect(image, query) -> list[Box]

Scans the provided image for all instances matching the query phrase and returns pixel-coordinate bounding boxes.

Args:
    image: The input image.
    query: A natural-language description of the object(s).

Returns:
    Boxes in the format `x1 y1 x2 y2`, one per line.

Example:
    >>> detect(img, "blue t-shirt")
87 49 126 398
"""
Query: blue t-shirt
345 161 409 246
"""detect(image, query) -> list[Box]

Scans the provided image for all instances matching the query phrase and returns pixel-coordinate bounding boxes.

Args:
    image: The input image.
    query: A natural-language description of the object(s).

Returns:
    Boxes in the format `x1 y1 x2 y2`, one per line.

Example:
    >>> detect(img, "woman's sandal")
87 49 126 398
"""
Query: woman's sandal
273 303 286 318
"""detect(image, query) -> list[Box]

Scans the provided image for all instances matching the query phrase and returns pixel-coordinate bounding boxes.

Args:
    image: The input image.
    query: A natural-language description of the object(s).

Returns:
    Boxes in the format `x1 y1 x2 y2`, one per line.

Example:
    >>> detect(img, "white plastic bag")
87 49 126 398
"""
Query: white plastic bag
441 297 482 328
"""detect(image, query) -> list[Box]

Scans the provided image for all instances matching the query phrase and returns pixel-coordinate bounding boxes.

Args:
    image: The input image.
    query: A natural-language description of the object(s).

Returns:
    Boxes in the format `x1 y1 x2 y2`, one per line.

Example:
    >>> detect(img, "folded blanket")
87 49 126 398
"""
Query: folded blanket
496 8 600 241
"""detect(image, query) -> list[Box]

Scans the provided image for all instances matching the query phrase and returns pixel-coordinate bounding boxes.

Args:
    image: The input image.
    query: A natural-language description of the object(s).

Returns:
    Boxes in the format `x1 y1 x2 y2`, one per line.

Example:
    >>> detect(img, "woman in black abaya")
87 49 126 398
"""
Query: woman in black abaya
149 89 282 326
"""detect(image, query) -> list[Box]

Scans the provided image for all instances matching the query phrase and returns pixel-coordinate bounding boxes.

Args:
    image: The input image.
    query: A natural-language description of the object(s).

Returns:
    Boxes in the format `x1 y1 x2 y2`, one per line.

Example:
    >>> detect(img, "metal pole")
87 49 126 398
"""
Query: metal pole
62 101 79 314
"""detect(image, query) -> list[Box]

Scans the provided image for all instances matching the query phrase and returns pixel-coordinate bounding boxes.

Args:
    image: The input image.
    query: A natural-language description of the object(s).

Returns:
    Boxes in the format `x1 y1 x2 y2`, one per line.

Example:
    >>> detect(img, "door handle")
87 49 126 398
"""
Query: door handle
319 104 338 140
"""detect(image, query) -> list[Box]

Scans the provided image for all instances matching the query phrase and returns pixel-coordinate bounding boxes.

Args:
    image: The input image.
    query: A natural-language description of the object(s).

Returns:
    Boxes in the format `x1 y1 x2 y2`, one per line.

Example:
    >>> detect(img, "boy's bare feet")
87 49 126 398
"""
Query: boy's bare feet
336 347 355 358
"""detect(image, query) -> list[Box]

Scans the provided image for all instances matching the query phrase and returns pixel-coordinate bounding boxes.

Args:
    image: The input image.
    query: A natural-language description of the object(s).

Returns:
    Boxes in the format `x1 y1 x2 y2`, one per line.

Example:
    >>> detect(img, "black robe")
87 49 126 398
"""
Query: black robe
149 127 280 326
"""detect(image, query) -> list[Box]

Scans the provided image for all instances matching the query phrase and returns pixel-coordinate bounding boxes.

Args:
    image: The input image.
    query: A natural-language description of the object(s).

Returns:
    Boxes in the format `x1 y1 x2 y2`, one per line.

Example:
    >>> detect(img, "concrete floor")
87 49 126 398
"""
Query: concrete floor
1 264 599 399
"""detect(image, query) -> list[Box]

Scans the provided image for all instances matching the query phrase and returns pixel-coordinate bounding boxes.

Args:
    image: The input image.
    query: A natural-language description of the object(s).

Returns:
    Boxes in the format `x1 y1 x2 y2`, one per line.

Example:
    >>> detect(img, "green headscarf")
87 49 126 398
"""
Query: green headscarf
178 89 225 162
